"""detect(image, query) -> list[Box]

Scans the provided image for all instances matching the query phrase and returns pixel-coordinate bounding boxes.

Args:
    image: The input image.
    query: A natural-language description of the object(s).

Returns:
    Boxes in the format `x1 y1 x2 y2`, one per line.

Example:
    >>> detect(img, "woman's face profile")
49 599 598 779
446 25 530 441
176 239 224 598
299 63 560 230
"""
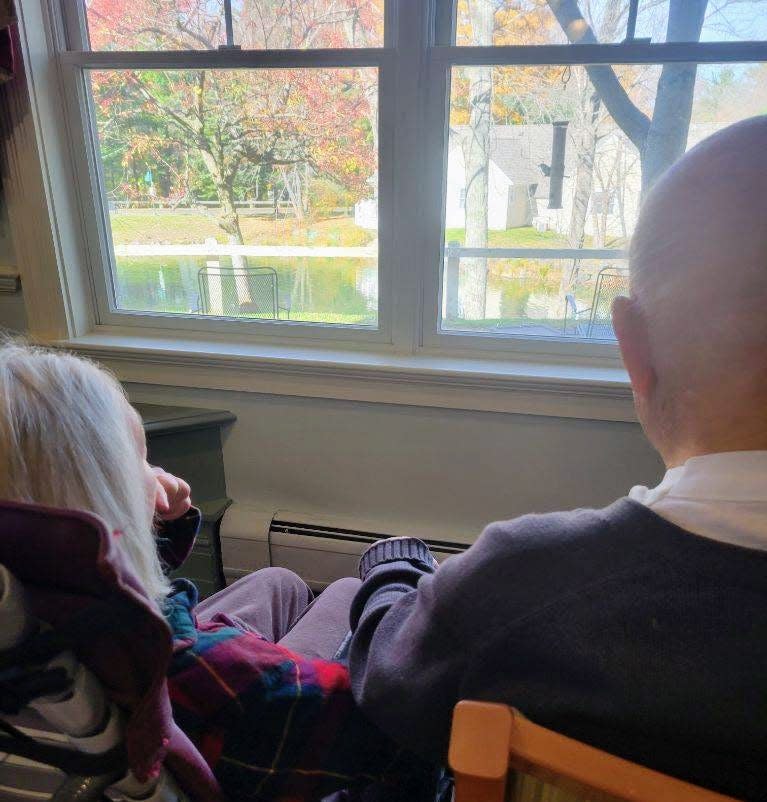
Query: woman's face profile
126 402 156 523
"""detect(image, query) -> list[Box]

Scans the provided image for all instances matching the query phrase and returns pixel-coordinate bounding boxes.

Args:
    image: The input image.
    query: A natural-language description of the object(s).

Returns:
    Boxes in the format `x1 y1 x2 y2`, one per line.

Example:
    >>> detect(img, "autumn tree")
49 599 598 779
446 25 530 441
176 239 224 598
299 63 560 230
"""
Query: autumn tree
88 0 380 261
459 0 494 320
563 2 631 250
450 0 561 319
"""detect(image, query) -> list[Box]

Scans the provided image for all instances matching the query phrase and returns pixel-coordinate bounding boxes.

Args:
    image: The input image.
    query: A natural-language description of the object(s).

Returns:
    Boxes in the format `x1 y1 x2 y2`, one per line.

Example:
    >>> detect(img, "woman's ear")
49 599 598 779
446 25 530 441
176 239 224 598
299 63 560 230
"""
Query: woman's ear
612 296 656 401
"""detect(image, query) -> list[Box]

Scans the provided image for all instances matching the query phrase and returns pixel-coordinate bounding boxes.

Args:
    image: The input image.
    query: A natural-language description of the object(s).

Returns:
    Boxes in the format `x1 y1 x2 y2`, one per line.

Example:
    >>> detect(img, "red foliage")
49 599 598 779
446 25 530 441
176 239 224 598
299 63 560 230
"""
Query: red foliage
88 1 380 205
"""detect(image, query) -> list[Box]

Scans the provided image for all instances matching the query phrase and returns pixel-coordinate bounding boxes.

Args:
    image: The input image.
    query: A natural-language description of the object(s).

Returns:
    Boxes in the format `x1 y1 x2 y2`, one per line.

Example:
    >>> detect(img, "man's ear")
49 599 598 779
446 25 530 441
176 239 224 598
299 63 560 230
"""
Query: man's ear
612 296 656 400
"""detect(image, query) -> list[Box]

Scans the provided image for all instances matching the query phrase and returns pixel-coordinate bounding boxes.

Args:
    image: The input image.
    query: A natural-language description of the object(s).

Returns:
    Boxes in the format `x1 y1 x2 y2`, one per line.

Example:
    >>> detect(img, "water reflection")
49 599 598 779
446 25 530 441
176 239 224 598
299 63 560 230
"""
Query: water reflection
114 255 379 326
442 257 627 338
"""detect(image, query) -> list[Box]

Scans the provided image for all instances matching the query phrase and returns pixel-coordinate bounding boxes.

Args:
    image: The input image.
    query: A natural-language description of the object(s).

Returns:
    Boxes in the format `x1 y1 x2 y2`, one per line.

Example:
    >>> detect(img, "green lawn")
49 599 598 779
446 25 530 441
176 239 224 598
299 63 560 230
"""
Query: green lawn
110 210 574 251
444 226 627 249
444 226 570 248
109 211 375 247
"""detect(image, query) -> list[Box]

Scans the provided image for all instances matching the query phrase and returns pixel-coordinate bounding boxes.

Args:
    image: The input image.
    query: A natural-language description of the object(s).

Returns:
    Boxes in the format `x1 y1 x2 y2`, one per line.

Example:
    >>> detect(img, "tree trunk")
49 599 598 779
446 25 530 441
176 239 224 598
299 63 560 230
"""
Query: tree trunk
198 148 245 244
217 182 251 294
566 0 624 250
460 0 494 321
547 0 708 198
198 148 251 305
640 0 708 192
568 91 601 249
559 91 599 310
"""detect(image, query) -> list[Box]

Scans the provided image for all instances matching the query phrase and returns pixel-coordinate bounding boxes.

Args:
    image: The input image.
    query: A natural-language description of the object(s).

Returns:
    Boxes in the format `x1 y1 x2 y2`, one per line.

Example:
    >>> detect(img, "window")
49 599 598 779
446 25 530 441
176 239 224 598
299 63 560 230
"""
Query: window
85 1 385 50
435 1 767 345
63 1 387 340
46 1 767 357
91 66 379 326
455 1 767 46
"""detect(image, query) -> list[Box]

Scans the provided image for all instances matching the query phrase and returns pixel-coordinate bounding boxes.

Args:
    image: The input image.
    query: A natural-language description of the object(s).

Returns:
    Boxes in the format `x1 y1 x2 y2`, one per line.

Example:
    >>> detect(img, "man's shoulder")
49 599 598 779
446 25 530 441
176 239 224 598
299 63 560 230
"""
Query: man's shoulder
478 497 652 558
432 499 661 619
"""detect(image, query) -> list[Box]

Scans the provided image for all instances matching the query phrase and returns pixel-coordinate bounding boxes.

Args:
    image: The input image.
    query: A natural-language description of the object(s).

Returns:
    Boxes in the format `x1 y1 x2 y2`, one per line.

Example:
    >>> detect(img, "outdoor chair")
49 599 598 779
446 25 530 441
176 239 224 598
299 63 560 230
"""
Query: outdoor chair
562 293 590 338
562 267 629 339
0 500 221 802
448 701 743 802
197 266 290 319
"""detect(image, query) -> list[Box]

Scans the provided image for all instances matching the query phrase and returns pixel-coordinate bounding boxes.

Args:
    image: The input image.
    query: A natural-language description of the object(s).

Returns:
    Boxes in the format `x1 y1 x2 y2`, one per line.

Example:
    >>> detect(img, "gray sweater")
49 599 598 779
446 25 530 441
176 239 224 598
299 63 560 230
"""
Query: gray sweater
348 499 767 801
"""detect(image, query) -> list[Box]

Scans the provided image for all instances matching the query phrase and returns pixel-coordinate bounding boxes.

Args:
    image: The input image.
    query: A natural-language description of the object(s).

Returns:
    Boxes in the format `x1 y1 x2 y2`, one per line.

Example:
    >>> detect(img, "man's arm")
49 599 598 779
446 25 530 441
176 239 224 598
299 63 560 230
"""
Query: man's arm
349 509 623 763
348 537 470 762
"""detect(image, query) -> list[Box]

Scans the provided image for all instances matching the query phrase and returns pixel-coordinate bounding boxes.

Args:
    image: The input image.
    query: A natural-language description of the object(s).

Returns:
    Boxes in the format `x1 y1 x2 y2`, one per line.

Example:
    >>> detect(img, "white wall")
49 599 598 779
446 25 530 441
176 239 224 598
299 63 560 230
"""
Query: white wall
0 207 27 333
126 380 664 545
0 280 664 549
445 146 513 232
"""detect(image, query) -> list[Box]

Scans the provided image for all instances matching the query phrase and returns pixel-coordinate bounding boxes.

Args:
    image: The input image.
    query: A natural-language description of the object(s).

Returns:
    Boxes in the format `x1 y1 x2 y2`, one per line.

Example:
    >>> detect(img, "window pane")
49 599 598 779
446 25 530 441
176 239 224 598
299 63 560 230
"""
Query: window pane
442 256 628 337
86 1 225 50
85 1 384 51
453 0 767 46
233 0 384 48
638 0 767 43
441 61 766 337
91 68 379 326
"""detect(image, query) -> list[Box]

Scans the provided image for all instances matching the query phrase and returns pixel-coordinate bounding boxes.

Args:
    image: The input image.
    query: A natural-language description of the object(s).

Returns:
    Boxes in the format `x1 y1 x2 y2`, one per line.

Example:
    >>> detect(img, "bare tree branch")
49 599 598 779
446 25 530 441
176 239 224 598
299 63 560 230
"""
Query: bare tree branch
546 0 651 150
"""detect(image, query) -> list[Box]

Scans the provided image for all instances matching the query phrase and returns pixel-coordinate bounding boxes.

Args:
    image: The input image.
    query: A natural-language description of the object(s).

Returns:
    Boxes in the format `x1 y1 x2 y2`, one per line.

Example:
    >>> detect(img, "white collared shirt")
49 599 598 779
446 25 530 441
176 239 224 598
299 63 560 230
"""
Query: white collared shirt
628 451 767 551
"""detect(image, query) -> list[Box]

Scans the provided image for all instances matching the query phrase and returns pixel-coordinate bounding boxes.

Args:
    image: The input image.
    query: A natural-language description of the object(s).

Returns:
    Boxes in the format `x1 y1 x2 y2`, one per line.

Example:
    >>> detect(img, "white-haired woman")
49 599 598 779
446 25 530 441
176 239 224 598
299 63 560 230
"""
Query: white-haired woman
0 342 427 801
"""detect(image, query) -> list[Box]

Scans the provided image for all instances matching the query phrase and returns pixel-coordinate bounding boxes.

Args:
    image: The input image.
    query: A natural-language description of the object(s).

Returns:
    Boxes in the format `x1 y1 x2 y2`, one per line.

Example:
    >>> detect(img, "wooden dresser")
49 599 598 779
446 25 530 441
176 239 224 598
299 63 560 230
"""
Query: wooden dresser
136 402 235 599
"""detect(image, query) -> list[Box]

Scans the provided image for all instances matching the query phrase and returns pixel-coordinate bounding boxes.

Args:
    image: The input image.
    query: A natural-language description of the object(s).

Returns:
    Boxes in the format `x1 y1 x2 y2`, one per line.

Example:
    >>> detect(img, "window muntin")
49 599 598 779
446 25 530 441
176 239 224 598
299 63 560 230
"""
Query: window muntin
84 0 385 51
90 66 379 326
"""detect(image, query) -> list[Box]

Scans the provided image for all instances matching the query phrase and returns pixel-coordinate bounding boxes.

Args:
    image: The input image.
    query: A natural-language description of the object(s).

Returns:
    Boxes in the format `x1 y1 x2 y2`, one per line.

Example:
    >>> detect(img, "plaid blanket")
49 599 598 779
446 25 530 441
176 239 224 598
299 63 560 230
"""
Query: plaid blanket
165 580 424 802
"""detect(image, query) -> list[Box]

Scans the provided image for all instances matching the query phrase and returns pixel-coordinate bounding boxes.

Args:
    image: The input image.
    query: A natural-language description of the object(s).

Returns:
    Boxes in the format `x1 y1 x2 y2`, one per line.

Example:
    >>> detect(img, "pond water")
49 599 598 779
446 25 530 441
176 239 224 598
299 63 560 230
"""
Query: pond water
441 257 626 338
113 254 624 337
114 255 379 326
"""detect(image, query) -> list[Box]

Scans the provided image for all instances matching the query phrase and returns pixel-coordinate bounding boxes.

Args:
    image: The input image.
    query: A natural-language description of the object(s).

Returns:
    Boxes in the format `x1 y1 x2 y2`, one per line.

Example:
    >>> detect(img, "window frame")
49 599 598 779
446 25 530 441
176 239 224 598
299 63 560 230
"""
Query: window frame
419 34 767 357
21 1 767 367
57 0 399 346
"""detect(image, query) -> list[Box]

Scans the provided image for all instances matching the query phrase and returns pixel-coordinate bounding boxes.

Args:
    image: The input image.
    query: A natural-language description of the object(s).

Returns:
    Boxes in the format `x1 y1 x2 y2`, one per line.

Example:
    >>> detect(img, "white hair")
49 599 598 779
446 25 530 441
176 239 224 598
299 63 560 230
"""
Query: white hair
0 341 170 605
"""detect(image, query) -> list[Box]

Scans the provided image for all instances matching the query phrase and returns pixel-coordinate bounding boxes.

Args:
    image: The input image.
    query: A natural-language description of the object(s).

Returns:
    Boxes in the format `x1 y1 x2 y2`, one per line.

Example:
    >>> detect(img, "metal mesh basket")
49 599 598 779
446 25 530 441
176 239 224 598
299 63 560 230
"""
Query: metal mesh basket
197 265 281 319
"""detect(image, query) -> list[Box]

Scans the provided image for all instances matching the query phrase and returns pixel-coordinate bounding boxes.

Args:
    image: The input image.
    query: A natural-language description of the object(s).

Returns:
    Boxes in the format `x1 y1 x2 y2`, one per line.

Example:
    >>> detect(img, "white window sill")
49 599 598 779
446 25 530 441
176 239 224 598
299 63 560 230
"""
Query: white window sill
63 328 635 422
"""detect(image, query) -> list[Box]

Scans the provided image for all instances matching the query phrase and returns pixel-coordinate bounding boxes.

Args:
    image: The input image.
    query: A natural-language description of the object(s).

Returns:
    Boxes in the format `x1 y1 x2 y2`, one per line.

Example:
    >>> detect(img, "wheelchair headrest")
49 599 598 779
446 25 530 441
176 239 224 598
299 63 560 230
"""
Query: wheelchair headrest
0 500 196 790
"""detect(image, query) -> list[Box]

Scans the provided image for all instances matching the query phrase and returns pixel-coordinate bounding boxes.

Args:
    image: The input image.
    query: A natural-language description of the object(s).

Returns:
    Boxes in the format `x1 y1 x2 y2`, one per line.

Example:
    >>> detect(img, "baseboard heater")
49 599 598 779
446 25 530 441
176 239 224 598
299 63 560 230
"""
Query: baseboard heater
221 506 471 591
269 519 469 591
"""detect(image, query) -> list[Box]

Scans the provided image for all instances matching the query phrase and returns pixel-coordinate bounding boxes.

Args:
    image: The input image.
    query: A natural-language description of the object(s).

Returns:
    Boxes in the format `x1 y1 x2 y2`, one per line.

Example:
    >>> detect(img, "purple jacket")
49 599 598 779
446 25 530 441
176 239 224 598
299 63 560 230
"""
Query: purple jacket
0 500 222 802
1 501 428 802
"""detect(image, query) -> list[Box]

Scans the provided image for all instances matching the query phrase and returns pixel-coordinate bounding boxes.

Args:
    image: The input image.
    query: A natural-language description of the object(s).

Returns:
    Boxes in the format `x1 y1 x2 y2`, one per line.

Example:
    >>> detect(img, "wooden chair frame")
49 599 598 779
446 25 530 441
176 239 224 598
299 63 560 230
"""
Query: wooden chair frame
448 701 743 802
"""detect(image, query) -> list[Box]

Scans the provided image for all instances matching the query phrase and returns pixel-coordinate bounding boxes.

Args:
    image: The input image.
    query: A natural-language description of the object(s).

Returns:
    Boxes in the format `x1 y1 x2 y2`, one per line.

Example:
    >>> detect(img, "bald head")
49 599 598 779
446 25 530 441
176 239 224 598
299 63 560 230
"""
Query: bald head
632 116 767 345
618 116 767 464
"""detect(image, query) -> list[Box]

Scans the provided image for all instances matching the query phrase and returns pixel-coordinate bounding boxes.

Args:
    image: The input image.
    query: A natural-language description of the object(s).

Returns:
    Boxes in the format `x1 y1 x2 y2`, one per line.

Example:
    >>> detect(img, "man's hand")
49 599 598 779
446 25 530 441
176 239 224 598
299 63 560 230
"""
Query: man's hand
359 536 439 580
151 466 192 521
381 537 440 570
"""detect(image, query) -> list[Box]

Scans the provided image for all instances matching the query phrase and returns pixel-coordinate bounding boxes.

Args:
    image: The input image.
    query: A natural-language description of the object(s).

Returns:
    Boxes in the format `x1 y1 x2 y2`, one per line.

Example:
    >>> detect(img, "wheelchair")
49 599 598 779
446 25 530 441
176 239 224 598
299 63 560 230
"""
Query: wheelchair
0 500 448 802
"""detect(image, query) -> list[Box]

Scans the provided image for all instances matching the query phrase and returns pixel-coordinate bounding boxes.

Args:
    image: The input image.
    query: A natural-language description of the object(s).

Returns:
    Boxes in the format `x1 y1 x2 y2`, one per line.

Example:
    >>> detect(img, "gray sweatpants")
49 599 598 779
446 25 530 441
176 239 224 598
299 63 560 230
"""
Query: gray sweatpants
195 567 360 660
